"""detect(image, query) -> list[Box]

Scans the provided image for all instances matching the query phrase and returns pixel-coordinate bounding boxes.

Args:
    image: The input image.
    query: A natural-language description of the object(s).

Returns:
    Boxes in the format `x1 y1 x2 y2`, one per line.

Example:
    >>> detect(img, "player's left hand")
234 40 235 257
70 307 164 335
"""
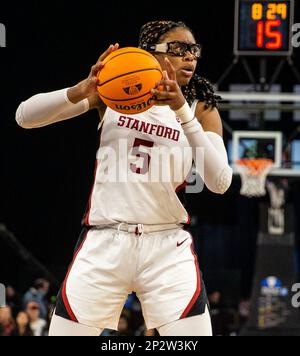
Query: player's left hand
151 57 186 111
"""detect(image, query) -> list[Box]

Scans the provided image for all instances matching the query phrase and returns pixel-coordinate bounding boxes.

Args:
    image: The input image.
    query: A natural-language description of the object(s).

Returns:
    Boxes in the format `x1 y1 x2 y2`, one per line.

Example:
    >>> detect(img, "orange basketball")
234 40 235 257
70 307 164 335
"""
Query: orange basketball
97 47 163 115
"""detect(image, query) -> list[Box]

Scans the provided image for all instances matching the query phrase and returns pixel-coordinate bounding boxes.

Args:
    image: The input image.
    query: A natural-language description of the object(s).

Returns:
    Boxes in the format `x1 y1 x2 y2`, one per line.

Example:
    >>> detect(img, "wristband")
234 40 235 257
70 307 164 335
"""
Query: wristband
174 101 194 124
64 88 72 104
181 117 197 126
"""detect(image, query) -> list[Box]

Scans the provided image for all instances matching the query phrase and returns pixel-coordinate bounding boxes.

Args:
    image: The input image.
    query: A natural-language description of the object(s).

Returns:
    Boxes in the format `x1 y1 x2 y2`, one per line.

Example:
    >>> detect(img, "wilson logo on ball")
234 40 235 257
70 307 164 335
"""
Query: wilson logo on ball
123 84 143 96
115 98 154 112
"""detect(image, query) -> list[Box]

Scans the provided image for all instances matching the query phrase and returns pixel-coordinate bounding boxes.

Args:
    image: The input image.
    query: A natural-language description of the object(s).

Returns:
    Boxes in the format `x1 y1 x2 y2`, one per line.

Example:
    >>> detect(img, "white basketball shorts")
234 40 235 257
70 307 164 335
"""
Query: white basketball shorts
54 225 208 330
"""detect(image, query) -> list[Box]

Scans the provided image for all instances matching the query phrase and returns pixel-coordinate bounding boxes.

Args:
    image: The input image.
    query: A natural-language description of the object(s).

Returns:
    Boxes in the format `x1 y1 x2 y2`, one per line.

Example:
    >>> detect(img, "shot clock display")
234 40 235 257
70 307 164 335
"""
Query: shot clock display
234 0 294 56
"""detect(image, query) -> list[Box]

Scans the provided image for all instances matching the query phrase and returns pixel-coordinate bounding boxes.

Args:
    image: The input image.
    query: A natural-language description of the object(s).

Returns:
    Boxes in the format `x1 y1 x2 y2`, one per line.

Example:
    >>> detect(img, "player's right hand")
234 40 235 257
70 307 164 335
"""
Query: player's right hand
81 43 120 97
69 44 119 104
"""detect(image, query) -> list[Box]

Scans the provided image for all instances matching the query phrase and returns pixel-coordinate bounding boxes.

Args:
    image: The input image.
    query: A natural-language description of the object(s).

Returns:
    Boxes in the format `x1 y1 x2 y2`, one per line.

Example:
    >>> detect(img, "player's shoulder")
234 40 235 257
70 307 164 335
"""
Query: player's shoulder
195 100 219 117
195 101 223 135
195 101 208 120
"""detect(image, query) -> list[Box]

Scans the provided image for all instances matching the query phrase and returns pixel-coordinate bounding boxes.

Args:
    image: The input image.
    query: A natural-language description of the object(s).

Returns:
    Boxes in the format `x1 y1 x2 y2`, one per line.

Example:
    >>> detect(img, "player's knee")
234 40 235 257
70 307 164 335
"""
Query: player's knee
158 313 213 337
49 314 102 336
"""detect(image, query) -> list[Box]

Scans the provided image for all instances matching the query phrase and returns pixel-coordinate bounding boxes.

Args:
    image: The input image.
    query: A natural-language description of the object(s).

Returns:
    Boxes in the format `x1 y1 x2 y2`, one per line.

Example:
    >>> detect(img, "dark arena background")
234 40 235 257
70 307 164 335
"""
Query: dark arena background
1 0 300 337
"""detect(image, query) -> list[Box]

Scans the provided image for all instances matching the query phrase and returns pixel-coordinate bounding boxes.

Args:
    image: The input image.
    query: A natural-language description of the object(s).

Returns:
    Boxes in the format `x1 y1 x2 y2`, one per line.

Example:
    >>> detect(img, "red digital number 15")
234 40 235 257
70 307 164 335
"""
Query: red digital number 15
256 20 282 49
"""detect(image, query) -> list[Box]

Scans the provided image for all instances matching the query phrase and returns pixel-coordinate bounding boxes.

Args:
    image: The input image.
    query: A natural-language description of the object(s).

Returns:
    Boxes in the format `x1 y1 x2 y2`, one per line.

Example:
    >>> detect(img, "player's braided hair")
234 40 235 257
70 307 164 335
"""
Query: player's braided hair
138 20 221 109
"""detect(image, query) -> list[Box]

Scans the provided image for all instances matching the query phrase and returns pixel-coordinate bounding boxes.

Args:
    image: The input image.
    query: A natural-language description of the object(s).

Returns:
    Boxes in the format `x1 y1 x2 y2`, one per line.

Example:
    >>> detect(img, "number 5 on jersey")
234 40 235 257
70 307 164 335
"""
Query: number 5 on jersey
130 138 154 175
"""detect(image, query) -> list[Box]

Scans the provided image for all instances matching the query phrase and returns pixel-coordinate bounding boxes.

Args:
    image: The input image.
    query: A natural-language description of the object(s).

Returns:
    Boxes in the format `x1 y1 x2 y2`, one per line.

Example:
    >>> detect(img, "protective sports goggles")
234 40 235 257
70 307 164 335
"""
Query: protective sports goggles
141 41 202 59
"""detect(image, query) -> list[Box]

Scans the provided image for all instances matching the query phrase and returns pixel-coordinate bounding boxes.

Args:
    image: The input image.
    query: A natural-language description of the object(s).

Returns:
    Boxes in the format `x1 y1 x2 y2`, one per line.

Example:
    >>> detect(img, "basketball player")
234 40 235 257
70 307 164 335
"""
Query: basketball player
15 21 232 336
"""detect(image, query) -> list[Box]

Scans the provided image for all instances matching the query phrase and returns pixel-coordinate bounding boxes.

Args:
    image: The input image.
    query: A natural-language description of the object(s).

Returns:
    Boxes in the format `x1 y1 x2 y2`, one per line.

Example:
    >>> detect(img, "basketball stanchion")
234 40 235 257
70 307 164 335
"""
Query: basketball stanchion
218 87 300 335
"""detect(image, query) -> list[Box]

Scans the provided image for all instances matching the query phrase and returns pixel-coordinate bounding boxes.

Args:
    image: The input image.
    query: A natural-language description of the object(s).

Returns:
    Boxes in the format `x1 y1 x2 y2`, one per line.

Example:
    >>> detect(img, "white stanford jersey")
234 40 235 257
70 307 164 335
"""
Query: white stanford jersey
84 104 196 226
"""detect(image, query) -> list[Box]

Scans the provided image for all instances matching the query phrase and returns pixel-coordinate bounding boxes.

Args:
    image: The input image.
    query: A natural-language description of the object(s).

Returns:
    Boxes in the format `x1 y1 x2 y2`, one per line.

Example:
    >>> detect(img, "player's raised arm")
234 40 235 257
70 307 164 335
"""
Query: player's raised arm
15 44 119 129
152 59 232 195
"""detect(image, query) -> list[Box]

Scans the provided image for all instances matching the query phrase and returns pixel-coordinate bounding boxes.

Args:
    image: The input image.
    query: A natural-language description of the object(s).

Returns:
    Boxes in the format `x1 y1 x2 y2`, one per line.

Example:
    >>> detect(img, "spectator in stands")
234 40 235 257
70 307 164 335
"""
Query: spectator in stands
6 286 21 318
144 329 156 336
26 301 47 336
238 299 251 329
135 323 157 336
12 311 33 337
117 313 133 336
208 291 223 336
0 306 15 336
111 311 134 336
23 278 50 320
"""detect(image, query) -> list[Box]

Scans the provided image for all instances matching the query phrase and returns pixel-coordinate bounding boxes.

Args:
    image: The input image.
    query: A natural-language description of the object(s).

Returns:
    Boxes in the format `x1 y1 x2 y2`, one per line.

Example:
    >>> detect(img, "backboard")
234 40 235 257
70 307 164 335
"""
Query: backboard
229 131 300 177
232 131 282 167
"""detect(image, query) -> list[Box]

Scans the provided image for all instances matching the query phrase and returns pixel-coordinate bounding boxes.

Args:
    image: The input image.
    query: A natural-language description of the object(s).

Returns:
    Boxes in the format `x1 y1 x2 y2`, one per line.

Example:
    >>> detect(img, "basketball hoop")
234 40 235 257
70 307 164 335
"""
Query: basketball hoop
236 158 274 198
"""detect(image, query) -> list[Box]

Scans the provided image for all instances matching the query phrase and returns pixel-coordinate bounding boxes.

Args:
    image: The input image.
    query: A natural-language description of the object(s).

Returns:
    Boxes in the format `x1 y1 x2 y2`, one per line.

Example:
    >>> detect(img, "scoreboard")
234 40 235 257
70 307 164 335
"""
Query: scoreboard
234 0 294 56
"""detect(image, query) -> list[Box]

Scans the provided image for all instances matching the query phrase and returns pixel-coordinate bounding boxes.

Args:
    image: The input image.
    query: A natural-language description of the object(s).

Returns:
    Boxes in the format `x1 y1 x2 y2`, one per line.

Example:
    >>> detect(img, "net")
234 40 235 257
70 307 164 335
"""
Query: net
236 158 274 198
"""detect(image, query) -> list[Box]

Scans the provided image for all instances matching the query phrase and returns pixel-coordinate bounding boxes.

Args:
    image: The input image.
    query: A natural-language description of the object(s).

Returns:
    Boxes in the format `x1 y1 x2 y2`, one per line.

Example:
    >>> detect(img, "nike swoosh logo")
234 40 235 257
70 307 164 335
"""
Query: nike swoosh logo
177 238 189 247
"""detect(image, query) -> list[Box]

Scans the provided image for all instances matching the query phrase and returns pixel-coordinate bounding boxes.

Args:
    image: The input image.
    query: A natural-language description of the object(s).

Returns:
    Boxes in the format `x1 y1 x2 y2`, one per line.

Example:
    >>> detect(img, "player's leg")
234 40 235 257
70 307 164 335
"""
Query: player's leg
157 305 212 336
49 314 102 336
136 228 211 336
53 227 134 333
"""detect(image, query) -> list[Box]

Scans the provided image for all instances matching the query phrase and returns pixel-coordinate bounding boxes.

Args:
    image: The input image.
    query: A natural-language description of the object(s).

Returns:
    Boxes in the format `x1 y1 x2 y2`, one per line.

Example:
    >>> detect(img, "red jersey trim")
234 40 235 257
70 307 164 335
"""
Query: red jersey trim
62 231 89 322
180 233 201 319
